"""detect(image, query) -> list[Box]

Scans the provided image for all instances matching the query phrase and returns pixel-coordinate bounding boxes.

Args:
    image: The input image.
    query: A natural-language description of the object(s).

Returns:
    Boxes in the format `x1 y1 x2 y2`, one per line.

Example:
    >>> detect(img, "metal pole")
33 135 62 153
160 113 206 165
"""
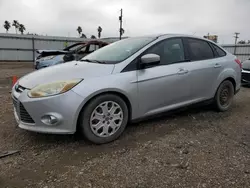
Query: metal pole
234 32 240 55
119 9 123 40
32 37 35 63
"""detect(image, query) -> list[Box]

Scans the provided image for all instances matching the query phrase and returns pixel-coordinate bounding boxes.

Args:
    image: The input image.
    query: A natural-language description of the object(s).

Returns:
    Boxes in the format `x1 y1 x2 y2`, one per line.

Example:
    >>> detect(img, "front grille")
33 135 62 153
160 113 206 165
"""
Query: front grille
12 97 35 124
242 72 250 82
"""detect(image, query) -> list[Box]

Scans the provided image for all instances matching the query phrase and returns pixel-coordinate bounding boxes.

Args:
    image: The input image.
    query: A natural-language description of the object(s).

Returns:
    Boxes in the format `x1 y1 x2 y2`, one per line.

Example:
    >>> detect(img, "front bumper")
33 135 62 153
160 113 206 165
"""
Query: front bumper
241 69 250 84
11 86 84 134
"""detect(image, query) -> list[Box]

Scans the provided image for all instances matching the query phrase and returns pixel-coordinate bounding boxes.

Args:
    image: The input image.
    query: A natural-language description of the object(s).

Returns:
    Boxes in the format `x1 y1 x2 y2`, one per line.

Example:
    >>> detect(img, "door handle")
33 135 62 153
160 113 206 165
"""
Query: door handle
214 63 221 68
177 68 189 75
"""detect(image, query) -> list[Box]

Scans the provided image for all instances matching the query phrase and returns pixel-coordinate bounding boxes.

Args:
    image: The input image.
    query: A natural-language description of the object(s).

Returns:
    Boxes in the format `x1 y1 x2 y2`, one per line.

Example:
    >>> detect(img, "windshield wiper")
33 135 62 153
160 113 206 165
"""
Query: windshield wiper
80 59 106 64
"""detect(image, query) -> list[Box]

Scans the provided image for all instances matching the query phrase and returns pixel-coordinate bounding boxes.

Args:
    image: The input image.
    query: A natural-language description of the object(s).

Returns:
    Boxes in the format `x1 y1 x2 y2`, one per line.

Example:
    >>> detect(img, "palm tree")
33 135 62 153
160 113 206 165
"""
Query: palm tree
12 20 20 34
80 33 87 38
77 26 82 36
97 26 102 38
238 40 246 44
3 21 11 33
18 24 26 34
91 35 96 39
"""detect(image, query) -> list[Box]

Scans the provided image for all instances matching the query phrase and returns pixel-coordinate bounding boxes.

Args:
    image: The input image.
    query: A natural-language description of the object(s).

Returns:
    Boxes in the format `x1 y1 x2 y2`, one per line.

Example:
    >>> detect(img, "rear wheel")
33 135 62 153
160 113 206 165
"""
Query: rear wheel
79 94 128 144
214 80 234 112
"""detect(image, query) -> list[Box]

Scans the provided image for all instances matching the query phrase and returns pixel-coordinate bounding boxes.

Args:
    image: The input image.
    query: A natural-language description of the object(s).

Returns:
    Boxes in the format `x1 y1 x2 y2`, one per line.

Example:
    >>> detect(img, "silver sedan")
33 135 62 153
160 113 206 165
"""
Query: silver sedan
12 34 241 144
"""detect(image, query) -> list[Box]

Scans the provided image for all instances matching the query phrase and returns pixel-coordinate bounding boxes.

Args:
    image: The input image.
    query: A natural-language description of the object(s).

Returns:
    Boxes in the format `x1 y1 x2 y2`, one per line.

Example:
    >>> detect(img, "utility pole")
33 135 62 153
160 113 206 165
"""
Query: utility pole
234 32 240 55
234 32 240 45
119 9 123 40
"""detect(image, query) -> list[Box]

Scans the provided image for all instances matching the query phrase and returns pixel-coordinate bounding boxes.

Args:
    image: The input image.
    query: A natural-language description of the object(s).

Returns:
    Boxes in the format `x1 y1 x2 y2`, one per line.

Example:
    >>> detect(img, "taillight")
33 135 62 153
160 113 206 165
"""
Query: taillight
235 59 242 69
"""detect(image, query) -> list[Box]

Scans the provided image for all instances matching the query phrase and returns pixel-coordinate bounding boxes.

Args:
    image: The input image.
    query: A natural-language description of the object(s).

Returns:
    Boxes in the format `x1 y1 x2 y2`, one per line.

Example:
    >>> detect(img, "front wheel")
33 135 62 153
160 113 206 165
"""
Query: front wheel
79 94 129 144
214 80 234 112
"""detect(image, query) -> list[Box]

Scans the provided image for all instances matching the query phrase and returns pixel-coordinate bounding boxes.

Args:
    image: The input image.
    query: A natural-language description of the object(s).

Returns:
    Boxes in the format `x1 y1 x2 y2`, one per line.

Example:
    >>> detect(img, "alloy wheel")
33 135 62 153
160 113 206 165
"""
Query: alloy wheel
90 101 124 137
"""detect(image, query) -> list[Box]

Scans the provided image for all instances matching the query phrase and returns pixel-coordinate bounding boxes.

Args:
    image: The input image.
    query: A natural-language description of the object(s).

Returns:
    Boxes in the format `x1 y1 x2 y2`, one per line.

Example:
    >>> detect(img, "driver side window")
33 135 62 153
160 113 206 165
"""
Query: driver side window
145 38 185 65
89 44 99 52
78 46 87 54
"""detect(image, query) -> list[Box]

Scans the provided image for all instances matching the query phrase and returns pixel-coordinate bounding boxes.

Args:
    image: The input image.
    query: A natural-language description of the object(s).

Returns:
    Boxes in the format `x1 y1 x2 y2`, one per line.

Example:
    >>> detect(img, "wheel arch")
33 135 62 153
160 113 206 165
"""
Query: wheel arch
75 90 133 132
224 77 236 93
214 68 237 96
214 76 236 97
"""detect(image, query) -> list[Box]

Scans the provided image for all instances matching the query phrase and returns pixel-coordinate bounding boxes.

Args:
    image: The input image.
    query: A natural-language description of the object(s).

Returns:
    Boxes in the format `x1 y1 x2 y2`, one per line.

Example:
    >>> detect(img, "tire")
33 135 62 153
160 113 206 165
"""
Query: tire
214 80 234 112
79 94 129 144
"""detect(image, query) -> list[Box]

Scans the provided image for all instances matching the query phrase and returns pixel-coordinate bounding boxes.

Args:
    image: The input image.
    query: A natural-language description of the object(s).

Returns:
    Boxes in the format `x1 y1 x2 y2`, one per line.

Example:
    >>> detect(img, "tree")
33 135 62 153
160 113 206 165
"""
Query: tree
3 21 11 33
97 26 102 38
77 26 82 36
238 40 246 44
12 20 20 34
18 24 26 34
80 33 87 38
91 35 96 39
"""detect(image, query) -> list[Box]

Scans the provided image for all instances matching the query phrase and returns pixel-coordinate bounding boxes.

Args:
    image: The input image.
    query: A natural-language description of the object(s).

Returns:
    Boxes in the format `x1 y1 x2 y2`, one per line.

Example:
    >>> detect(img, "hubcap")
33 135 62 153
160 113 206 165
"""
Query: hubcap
90 101 123 137
219 86 232 106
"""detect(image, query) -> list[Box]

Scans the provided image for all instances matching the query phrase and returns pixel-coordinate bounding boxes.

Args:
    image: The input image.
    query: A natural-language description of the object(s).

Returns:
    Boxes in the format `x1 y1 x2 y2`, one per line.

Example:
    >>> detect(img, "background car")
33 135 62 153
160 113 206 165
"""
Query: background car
241 58 250 85
12 34 241 144
34 40 109 69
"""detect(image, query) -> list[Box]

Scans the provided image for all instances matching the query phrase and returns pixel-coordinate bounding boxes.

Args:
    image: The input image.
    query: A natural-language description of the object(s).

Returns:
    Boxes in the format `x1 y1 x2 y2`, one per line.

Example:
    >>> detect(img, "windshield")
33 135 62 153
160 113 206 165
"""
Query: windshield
81 37 156 64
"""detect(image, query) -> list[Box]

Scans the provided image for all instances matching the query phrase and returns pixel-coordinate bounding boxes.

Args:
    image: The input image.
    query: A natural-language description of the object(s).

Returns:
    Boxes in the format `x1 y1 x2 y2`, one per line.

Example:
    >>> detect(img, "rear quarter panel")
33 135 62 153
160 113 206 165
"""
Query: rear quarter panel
213 54 241 96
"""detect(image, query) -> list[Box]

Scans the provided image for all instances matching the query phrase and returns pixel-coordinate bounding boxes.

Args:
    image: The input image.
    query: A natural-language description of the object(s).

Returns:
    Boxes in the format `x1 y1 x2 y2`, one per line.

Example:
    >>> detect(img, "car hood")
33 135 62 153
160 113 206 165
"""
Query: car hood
36 50 69 58
18 61 115 89
36 50 68 54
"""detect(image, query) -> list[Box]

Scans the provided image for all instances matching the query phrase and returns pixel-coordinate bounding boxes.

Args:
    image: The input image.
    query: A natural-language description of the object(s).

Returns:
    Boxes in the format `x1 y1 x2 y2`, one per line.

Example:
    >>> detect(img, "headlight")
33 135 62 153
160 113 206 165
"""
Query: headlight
40 55 55 61
28 79 82 98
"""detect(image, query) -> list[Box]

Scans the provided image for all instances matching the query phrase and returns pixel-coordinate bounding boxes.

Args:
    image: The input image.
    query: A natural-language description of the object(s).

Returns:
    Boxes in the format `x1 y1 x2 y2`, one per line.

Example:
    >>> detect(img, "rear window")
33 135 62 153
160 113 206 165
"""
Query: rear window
211 43 226 57
187 38 214 61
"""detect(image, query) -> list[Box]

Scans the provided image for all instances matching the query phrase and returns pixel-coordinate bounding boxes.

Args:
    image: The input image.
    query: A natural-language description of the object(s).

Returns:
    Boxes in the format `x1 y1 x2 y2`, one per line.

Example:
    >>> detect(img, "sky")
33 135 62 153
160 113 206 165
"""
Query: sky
0 0 249 44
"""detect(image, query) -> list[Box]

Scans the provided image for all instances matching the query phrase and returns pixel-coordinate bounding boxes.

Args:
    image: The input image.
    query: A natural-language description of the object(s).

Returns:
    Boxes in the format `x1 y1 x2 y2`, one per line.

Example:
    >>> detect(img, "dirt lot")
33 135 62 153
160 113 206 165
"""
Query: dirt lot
0 64 250 188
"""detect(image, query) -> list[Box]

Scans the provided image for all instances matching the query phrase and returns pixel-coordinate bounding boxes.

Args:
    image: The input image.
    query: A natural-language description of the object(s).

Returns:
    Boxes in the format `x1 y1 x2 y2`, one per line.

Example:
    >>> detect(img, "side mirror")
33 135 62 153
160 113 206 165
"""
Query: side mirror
140 54 160 67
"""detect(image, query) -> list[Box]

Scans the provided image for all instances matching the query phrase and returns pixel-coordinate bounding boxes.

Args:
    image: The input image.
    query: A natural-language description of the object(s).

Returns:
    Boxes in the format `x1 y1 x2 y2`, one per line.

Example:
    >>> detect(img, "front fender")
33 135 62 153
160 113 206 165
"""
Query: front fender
72 87 134 129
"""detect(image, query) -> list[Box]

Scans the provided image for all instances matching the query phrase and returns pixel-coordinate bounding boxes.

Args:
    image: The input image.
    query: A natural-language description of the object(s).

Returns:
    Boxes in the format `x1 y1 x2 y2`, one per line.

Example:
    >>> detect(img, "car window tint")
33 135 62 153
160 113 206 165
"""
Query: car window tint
211 43 226 57
187 38 214 61
77 46 87 54
146 38 185 65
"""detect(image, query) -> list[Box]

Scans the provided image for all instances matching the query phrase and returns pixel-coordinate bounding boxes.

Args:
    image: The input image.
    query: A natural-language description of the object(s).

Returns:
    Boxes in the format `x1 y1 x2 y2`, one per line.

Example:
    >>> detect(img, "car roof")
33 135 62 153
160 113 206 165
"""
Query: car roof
131 34 213 42
72 40 109 45
130 34 221 47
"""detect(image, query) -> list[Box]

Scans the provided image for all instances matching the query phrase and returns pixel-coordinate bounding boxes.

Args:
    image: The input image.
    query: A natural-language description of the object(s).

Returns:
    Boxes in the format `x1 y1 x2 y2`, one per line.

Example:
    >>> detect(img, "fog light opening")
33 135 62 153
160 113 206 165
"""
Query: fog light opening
41 115 58 125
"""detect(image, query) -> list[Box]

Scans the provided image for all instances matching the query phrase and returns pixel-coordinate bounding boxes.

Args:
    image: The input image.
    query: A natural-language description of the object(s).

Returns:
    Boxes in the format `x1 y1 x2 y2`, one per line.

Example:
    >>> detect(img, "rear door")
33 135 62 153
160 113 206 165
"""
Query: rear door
183 38 224 100
137 38 192 117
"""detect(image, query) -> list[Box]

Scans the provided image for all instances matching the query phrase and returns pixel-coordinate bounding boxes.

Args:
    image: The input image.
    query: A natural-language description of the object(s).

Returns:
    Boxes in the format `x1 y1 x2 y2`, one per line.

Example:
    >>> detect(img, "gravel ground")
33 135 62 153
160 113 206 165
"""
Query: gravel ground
0 63 33 85
0 65 250 188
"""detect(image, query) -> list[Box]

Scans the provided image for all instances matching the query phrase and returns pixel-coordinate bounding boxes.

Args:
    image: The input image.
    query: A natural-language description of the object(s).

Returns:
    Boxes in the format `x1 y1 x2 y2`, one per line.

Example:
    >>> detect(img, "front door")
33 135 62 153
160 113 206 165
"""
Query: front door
137 38 192 117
